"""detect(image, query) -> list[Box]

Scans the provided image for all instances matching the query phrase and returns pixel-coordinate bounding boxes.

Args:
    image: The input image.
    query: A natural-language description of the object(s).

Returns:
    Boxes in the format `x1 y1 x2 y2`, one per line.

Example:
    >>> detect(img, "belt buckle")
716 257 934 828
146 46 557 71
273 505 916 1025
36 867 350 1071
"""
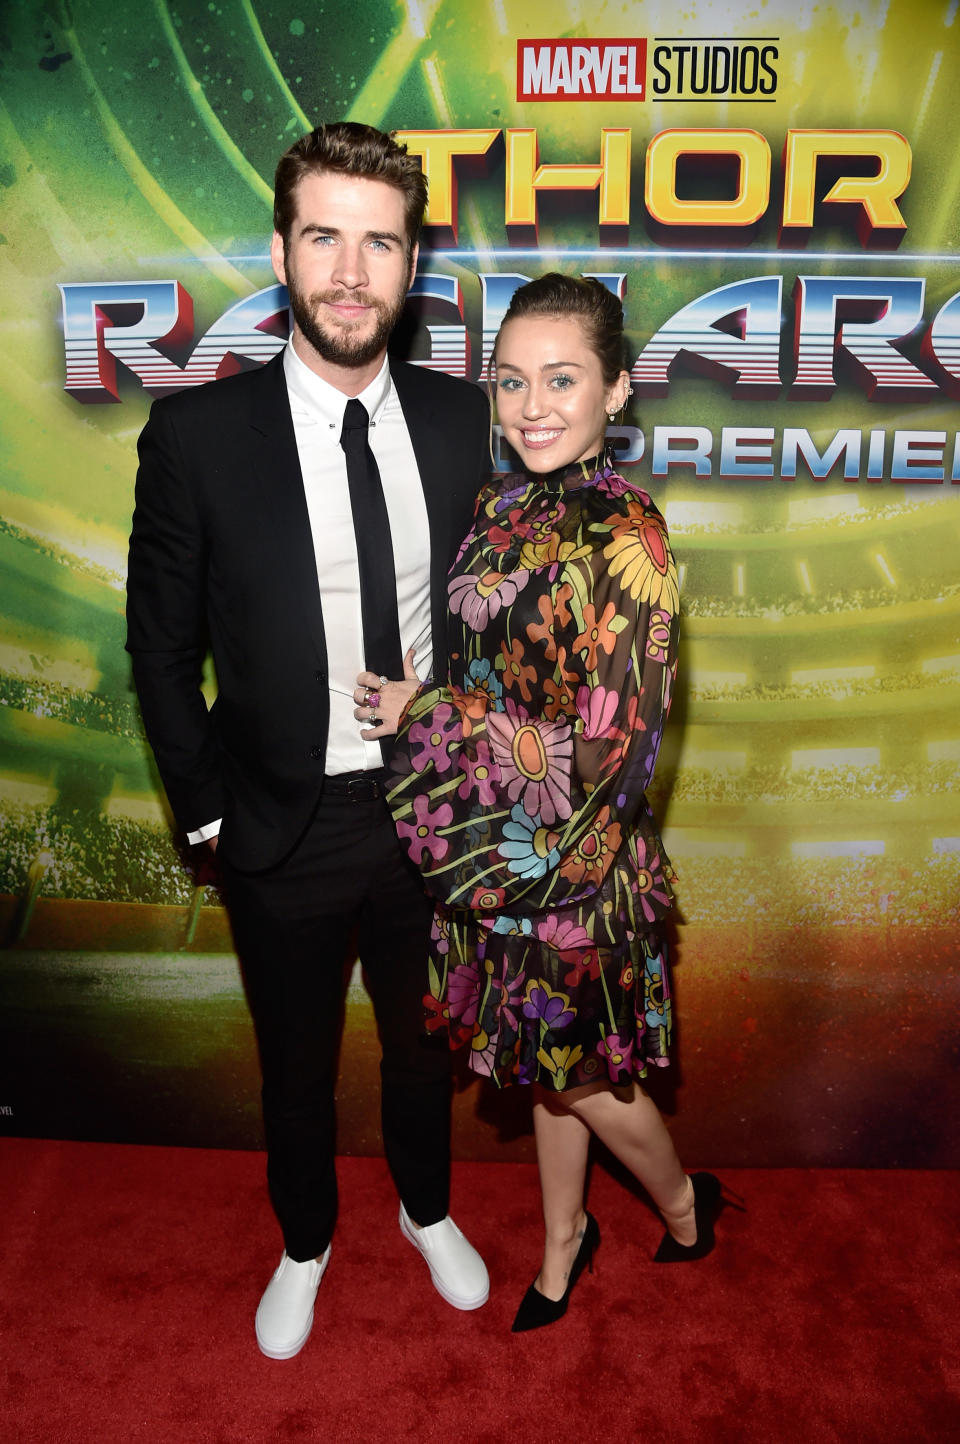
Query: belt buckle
345 774 378 803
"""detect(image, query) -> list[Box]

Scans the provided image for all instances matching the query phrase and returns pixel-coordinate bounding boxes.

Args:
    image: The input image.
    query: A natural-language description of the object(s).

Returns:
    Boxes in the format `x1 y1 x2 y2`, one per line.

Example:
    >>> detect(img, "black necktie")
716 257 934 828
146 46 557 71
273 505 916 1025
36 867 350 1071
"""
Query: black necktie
339 398 404 682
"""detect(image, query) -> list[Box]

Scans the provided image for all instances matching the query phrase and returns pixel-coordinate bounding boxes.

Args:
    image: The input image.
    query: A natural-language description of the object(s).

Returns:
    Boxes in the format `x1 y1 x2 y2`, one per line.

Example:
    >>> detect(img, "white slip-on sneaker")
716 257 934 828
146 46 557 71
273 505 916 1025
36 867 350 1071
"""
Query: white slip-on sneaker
255 1246 331 1359
399 1204 489 1310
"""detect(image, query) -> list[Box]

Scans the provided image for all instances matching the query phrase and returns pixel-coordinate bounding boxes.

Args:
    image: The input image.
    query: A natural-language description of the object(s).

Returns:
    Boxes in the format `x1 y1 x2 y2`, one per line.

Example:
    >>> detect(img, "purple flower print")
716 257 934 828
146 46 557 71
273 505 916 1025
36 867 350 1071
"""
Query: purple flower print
522 981 576 1030
430 911 451 957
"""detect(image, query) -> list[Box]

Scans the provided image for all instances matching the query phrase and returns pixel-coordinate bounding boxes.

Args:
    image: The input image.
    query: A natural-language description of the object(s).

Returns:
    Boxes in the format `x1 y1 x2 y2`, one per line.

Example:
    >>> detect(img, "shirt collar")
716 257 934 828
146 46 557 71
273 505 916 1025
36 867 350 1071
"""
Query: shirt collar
283 339 392 432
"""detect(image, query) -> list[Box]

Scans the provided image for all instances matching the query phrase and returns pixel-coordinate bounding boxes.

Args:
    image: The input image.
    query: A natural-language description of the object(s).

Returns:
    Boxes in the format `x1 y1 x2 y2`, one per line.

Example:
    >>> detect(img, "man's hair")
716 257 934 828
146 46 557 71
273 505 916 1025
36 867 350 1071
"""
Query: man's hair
496 273 626 385
273 121 427 254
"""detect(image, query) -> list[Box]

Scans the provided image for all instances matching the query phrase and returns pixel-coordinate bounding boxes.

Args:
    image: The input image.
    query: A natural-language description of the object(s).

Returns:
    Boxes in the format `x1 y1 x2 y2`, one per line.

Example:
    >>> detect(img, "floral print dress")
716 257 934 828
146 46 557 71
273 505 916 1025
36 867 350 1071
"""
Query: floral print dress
387 454 680 1091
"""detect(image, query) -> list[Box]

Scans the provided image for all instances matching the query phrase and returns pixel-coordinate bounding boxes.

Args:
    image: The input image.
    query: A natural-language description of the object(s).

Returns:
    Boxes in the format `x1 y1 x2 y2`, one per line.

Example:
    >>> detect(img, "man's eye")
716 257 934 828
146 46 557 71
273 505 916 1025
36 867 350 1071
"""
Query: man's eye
313 234 335 245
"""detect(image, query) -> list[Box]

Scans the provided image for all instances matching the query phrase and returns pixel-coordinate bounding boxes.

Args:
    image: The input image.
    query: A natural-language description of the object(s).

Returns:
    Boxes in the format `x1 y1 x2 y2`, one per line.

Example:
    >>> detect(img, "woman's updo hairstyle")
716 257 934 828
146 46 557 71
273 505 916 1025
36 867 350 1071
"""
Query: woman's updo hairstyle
496 273 626 386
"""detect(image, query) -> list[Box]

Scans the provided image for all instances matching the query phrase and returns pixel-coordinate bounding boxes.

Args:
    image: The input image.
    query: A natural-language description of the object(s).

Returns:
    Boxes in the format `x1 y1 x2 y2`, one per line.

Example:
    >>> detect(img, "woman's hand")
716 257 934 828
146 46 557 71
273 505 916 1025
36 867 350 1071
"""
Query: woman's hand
354 648 420 739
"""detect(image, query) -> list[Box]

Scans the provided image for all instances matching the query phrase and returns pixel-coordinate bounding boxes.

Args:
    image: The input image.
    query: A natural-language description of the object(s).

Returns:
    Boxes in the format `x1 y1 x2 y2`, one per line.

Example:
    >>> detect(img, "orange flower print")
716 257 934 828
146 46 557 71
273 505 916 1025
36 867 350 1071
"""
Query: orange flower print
559 807 623 888
543 675 577 720
525 593 557 660
606 498 650 538
554 645 580 687
555 582 574 628
573 601 618 670
499 637 537 701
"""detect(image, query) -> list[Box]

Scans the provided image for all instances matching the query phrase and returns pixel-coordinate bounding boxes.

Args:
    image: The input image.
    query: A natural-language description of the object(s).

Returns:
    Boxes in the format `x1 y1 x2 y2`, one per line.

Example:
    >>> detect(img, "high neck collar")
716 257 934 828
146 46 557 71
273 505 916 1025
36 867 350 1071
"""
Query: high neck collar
537 449 610 492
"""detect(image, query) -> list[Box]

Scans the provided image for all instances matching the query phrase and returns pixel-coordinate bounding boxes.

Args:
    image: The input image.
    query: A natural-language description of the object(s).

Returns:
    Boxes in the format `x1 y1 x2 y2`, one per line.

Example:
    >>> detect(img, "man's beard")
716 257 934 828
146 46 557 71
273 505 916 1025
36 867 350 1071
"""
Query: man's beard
287 273 407 369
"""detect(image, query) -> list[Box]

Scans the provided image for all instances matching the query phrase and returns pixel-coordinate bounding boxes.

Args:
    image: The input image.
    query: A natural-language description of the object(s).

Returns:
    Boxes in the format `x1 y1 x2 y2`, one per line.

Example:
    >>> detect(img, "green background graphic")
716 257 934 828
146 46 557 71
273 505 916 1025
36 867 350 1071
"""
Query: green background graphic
1 0 958 1164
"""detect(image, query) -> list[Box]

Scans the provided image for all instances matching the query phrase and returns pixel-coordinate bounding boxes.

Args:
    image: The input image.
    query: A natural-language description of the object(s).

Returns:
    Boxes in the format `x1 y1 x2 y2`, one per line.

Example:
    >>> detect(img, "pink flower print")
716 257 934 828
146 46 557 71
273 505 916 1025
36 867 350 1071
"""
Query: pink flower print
448 568 530 631
447 961 482 1025
486 703 573 825
457 739 499 805
597 1030 635 1075
599 693 643 777
468 1028 498 1078
596 470 651 505
496 968 526 1031
632 834 672 923
396 794 453 865
534 914 593 958
408 702 459 775
646 610 673 665
575 684 620 740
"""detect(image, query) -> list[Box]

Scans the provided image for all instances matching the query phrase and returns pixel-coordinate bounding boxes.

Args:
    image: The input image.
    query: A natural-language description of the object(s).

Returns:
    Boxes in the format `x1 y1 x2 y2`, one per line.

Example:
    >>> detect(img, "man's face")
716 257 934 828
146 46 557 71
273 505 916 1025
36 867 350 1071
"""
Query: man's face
271 170 417 375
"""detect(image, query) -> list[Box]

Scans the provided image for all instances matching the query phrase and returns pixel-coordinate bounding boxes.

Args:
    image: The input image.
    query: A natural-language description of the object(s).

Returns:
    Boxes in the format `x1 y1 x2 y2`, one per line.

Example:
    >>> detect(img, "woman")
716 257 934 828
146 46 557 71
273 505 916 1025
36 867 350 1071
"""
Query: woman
354 274 730 1331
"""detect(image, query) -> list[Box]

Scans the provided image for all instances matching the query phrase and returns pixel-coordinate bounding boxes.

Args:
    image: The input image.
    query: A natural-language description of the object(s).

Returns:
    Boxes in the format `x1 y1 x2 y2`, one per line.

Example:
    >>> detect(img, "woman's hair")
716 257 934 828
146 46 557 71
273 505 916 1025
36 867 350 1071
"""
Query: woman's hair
273 121 427 256
495 273 626 384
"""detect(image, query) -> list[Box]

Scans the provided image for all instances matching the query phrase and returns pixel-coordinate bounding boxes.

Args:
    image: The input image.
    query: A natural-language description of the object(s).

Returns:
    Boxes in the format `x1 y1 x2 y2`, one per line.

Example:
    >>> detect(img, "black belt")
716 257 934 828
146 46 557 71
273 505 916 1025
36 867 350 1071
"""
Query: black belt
323 769 388 802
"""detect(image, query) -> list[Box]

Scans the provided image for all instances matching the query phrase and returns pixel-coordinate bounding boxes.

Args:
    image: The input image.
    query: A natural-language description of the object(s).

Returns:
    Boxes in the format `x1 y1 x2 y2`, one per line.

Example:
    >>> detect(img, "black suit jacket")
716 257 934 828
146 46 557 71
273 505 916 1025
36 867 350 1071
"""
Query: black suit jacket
126 350 490 872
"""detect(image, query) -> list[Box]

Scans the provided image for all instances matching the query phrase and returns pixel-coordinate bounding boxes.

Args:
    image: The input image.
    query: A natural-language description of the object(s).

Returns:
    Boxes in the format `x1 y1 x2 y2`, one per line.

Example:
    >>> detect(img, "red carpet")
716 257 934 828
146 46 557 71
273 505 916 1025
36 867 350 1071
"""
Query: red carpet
1 1139 958 1443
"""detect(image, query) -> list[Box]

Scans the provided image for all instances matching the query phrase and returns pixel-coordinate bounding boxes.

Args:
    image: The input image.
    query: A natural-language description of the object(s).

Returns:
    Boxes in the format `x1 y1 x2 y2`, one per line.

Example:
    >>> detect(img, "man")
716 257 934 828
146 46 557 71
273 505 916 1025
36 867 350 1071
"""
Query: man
126 123 490 1359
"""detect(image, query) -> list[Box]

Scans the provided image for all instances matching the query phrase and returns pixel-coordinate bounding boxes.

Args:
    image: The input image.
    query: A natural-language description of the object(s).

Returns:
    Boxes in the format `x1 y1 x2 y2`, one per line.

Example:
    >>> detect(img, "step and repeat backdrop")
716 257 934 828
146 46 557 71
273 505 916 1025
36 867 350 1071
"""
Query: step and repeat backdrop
1 0 958 1165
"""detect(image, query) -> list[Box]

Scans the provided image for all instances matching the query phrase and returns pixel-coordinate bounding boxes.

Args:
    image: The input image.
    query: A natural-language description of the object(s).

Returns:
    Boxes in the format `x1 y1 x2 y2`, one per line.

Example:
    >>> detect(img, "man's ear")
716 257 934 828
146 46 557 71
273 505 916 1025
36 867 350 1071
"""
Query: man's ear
407 240 420 291
270 230 287 287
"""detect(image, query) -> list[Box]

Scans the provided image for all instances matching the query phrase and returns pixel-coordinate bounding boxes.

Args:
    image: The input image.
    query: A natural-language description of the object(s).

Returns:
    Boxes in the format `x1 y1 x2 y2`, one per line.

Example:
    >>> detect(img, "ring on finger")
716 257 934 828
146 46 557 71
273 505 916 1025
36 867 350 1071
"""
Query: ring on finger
379 675 389 687
368 707 379 723
367 691 381 709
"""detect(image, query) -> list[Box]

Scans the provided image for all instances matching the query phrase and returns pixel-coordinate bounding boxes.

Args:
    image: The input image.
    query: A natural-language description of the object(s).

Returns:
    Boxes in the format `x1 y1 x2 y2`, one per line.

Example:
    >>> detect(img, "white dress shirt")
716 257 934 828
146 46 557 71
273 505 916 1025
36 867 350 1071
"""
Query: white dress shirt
186 341 432 844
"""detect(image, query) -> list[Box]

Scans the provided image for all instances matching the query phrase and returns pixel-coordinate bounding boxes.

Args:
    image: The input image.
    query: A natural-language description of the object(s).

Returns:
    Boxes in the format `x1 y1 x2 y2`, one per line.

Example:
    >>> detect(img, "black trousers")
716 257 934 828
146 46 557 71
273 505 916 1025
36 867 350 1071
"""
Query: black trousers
220 776 451 1262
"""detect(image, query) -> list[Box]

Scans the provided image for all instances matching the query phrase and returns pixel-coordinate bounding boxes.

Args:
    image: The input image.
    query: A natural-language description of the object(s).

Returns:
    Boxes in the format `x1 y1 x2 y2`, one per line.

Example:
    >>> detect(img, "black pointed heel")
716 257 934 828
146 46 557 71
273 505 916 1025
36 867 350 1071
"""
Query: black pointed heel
511 1211 600 1333
653 1172 744 1263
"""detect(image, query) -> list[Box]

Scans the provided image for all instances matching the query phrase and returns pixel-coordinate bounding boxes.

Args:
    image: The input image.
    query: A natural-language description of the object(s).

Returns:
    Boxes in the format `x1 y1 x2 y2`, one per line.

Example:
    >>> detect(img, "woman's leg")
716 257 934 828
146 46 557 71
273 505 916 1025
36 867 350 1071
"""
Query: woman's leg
530 1075 697 1298
530 1085 592 1298
565 1081 696 1245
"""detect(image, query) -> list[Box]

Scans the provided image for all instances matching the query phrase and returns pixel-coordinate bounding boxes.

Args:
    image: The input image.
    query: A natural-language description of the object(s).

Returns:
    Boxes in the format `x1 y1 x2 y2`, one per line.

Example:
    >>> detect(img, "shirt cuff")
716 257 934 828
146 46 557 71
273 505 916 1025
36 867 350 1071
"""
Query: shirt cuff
187 819 222 845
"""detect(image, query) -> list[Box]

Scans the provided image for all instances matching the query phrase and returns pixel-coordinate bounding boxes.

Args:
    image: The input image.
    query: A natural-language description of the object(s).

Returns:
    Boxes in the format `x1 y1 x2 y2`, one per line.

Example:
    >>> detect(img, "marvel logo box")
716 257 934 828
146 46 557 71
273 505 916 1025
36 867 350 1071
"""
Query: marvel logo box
517 39 647 101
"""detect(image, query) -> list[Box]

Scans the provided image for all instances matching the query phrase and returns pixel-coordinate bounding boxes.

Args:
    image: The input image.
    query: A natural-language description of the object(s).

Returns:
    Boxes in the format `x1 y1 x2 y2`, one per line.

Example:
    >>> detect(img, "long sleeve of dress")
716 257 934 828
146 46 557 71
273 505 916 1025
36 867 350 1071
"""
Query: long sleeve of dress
387 466 679 928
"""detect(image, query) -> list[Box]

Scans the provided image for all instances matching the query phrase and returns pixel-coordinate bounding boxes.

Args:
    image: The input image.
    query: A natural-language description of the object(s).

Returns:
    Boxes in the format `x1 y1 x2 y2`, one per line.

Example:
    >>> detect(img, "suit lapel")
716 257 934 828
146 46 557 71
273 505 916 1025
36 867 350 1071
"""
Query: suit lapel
245 352 327 665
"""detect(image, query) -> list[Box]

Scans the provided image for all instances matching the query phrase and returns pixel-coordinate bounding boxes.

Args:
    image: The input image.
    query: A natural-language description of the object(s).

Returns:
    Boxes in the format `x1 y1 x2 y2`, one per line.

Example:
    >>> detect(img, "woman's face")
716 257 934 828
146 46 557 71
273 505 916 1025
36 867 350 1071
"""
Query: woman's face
494 314 629 473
